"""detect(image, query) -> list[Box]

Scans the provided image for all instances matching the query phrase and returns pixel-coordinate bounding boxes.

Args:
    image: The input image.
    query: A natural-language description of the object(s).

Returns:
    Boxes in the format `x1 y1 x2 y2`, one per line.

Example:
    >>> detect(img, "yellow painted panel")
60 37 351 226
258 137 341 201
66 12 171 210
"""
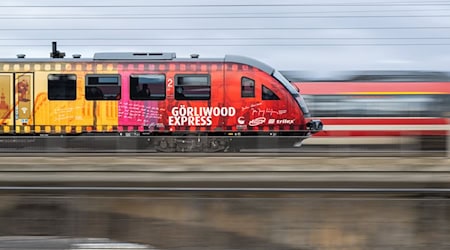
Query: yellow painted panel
31 64 120 129
14 74 34 133
34 72 91 126
0 74 13 125
95 101 119 126
16 74 32 120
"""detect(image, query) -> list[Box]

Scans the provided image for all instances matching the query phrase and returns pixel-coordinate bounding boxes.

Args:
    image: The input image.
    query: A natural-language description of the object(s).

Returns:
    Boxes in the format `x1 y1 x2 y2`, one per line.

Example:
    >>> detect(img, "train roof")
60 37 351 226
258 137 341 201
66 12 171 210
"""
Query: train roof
0 52 275 75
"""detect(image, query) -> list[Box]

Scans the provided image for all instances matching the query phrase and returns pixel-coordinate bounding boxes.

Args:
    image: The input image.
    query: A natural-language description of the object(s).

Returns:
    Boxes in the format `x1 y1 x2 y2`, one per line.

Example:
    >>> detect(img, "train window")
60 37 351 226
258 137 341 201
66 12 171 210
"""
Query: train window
262 85 279 100
85 74 121 100
130 74 166 100
175 75 210 100
48 74 77 100
241 77 255 97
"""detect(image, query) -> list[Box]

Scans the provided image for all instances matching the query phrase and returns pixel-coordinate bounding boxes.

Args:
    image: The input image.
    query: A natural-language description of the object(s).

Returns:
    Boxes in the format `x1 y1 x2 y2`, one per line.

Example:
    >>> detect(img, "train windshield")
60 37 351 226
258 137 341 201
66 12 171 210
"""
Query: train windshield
273 70 310 116
273 71 298 94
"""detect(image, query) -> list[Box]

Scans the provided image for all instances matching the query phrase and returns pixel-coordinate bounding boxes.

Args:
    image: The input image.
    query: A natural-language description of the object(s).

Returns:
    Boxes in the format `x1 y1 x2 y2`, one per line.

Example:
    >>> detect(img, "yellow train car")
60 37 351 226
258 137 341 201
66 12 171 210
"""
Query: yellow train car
0 59 119 135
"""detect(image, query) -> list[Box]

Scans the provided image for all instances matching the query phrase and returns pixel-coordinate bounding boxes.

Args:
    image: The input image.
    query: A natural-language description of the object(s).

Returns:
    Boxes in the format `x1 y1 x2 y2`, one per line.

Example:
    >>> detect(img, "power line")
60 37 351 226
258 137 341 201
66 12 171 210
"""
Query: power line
2 27 450 31
2 14 450 19
2 38 450 41
2 3 450 7
255 8 450 14
1 44 450 47
4 9 450 15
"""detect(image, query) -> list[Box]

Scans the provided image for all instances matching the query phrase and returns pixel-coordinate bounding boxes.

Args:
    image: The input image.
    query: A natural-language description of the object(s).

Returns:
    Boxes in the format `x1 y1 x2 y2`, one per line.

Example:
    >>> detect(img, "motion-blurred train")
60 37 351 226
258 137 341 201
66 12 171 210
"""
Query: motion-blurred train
282 71 450 150
0 43 321 152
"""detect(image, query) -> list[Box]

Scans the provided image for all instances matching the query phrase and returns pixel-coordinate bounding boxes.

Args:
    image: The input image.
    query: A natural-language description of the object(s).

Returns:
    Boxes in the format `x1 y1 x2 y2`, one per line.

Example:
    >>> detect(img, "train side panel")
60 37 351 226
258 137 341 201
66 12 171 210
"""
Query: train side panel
33 63 119 133
86 63 120 130
0 72 34 133
165 62 226 133
223 63 304 133
116 61 226 132
0 73 13 129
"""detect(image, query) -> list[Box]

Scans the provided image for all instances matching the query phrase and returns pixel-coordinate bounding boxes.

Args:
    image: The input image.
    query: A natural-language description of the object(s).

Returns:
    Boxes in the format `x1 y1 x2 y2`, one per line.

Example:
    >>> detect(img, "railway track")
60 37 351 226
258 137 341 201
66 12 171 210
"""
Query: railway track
0 149 447 157
0 171 449 189
0 135 448 156
1 186 450 193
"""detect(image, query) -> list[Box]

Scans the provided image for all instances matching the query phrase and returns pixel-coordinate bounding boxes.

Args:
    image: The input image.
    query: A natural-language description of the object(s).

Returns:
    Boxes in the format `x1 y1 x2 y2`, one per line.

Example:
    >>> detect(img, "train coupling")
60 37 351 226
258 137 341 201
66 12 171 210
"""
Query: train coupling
306 119 323 134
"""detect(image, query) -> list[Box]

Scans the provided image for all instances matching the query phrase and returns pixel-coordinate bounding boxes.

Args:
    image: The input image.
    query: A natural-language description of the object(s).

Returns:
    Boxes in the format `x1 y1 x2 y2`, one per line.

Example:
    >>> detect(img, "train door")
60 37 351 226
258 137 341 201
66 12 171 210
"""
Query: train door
223 66 259 129
0 74 14 132
0 73 33 134
15 73 34 132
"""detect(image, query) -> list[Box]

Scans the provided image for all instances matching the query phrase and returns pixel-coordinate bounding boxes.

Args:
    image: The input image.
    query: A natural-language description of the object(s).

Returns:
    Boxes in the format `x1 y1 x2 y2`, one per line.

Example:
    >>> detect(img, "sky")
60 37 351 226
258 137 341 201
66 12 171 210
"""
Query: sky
1 0 450 75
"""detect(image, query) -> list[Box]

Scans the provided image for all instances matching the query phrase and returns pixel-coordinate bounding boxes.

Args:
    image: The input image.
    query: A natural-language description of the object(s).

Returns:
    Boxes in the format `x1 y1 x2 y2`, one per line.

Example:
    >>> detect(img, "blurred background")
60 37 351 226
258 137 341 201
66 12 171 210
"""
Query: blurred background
0 0 449 249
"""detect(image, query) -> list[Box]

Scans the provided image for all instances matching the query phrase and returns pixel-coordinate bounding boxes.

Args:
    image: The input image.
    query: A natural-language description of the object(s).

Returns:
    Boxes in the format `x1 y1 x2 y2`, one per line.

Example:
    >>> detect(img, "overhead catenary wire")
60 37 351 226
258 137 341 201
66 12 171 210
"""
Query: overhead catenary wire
1 43 450 47
2 2 450 7
3 37 450 42
0 1 449 60
3 9 450 15
2 37 450 40
2 14 450 19
3 27 450 31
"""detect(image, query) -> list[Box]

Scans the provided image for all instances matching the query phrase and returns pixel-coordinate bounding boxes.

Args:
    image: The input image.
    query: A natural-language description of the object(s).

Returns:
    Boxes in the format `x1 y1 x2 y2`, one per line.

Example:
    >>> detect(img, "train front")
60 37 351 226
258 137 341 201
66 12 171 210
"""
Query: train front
273 71 323 136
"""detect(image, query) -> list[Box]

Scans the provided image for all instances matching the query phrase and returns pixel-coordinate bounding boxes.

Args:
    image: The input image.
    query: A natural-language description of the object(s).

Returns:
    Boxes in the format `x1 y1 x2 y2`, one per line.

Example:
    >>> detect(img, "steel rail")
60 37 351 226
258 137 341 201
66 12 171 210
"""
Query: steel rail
0 186 449 193
0 151 445 157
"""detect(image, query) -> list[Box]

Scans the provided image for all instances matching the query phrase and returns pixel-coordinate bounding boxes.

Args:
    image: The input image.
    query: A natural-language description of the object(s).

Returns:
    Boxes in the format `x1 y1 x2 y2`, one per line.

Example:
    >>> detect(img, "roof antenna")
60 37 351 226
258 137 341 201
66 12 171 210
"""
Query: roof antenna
50 41 65 58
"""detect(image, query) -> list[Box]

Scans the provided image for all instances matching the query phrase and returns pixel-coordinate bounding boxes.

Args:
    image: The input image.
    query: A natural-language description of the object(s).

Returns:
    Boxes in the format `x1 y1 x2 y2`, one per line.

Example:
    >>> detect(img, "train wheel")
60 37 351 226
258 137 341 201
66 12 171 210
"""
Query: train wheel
204 137 229 152
154 138 176 152
225 145 240 153
154 136 233 152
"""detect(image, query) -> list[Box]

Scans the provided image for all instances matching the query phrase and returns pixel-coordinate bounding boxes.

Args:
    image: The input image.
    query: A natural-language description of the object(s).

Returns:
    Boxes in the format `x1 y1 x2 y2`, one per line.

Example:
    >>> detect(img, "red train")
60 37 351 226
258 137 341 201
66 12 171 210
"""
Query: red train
283 71 450 150
0 43 322 152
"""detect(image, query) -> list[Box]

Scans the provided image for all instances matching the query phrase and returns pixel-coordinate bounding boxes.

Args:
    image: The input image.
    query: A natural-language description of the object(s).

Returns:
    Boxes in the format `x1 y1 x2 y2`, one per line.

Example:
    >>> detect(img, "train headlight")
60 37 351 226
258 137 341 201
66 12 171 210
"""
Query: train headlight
307 120 323 133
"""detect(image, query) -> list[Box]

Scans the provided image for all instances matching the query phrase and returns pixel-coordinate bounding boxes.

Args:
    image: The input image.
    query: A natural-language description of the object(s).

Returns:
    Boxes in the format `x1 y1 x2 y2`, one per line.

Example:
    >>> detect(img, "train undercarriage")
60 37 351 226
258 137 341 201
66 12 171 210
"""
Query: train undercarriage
0 132 311 153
